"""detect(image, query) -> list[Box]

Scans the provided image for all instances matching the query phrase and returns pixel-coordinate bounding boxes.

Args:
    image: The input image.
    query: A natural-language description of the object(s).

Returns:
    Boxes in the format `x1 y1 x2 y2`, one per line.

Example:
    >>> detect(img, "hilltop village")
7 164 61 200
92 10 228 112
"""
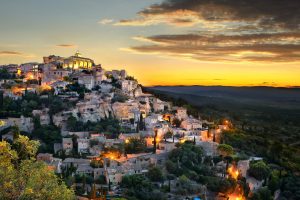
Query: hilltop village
0 52 274 200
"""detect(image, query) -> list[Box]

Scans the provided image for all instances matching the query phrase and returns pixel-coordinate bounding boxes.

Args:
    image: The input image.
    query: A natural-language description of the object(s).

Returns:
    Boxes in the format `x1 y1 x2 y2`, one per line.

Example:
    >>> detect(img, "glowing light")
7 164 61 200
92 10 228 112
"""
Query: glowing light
163 114 172 121
156 137 160 143
39 84 52 91
17 68 22 76
228 166 239 180
102 151 120 160
11 85 27 95
180 138 186 144
224 120 229 125
0 120 6 127
227 194 245 200
125 139 129 144
25 72 35 81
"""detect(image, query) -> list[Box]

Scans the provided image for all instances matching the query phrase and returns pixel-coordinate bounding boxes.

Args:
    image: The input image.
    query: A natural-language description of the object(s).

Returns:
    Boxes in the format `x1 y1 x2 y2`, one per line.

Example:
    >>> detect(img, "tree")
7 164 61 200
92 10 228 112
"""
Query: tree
66 116 78 131
268 171 280 193
269 141 283 162
217 144 234 176
13 135 40 161
48 97 65 116
147 167 164 182
31 124 62 153
138 113 145 131
11 125 20 140
0 137 74 200
217 144 234 157
153 129 158 154
124 138 146 154
248 160 270 181
121 174 166 200
97 175 106 184
249 187 272 200
176 175 203 195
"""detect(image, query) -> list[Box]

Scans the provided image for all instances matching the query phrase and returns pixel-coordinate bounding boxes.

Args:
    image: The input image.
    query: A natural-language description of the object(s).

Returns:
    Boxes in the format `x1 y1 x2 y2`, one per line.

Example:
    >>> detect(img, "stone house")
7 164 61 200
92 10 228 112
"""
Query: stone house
62 138 73 154
181 118 202 131
77 138 90 153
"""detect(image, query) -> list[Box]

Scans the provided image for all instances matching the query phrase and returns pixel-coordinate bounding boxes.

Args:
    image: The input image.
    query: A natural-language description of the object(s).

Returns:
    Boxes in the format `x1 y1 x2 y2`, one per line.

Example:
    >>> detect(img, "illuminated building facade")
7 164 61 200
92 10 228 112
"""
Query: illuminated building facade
43 51 95 70
62 51 94 70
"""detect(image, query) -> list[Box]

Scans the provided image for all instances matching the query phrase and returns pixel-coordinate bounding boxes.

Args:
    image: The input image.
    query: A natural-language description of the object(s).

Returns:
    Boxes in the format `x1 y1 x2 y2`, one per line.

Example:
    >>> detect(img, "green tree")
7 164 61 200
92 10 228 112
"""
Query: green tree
249 187 272 200
0 138 75 200
32 124 61 153
147 166 164 182
269 141 283 162
248 160 270 181
13 135 40 161
138 113 145 131
217 144 234 157
217 144 234 176
11 125 21 140
66 116 78 131
125 138 146 154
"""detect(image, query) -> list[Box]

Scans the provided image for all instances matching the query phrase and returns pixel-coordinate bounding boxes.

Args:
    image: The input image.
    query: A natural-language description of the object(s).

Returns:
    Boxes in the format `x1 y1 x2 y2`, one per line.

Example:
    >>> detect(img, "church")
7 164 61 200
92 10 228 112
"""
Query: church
43 51 95 70
62 51 94 70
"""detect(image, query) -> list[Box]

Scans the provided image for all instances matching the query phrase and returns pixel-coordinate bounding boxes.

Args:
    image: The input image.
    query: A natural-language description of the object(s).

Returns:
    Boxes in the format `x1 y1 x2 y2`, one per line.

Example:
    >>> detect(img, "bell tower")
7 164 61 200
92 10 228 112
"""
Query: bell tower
74 50 82 57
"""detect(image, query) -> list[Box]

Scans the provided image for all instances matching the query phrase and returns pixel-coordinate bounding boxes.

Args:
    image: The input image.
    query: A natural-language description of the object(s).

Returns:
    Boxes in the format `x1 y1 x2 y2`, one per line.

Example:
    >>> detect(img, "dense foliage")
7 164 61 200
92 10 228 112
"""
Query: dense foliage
0 135 74 199
147 87 300 200
121 174 166 200
0 68 16 79
248 160 271 181
0 92 72 118
124 138 147 154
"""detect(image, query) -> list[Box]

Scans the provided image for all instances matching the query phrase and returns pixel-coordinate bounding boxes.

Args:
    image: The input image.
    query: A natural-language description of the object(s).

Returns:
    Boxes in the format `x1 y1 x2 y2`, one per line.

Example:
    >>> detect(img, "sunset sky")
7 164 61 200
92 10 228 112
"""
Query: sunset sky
0 0 299 87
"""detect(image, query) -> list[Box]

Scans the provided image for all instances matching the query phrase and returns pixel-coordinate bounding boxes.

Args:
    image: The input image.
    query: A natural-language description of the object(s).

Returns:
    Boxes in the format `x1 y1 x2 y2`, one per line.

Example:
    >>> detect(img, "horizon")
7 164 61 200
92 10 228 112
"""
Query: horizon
147 85 300 89
1 0 300 87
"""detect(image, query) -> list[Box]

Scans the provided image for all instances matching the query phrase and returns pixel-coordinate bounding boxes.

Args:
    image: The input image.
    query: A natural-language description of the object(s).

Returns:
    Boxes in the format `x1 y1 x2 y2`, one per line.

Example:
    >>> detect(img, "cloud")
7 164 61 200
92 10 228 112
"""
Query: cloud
0 51 23 56
118 0 300 29
0 51 35 59
119 0 300 63
98 18 114 25
56 44 77 48
116 9 200 27
126 32 300 62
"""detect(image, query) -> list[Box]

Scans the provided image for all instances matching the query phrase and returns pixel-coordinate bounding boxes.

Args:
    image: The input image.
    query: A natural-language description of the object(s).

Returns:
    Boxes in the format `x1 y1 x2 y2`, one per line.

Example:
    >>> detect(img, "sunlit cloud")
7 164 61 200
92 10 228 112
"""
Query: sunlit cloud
0 51 23 56
119 0 300 63
0 51 36 59
98 18 114 25
56 44 77 48
126 33 300 62
116 9 201 27
118 0 300 29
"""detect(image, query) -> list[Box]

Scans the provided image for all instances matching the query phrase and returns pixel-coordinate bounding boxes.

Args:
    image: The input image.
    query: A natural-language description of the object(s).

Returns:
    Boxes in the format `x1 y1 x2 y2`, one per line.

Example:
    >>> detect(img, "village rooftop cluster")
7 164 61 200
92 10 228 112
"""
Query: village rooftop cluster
0 52 266 200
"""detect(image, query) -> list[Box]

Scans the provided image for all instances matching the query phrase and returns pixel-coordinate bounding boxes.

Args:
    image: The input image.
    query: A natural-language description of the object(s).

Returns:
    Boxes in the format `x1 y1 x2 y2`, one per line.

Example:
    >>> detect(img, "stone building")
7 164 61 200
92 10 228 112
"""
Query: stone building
62 138 73 154
43 51 94 71
63 51 94 70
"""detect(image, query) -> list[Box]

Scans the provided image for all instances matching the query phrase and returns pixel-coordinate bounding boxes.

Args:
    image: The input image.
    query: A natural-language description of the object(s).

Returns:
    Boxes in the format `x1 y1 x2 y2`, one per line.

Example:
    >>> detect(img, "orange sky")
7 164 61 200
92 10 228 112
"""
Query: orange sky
0 0 299 87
